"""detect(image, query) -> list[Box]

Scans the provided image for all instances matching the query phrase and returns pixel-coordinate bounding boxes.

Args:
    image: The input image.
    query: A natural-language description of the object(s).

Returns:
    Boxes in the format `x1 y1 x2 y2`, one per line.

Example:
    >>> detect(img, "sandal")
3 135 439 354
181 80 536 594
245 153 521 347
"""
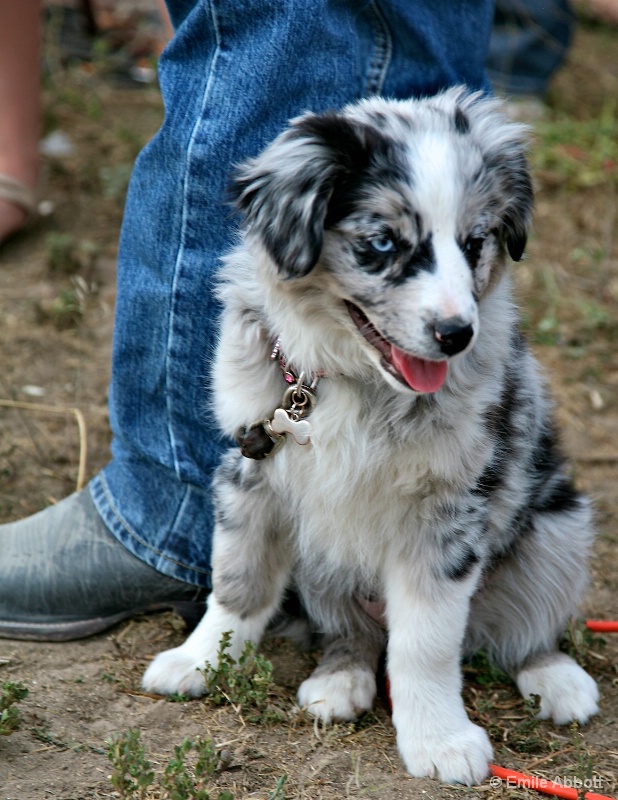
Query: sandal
0 173 54 243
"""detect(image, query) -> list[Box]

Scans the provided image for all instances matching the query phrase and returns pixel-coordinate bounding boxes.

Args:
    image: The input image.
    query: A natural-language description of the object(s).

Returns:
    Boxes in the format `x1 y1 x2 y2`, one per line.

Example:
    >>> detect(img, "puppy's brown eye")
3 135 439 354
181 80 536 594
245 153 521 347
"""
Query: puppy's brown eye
463 235 486 268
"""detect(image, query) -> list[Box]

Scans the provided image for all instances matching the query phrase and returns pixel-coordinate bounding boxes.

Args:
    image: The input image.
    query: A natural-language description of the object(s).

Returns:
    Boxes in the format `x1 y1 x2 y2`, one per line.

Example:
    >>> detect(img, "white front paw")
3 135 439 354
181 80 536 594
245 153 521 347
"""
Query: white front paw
396 718 493 785
142 646 208 697
297 668 376 722
517 654 599 725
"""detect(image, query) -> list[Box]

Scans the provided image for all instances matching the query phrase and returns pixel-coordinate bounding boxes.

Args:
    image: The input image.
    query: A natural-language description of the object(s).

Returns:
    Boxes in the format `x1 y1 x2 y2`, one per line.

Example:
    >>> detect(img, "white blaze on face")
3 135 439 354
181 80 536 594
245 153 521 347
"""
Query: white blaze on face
406 136 478 328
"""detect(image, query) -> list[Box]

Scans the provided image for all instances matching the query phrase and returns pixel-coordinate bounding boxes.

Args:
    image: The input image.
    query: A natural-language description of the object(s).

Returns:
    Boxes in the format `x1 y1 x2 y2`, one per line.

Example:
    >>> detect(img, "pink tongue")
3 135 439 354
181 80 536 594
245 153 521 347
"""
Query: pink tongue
390 346 448 393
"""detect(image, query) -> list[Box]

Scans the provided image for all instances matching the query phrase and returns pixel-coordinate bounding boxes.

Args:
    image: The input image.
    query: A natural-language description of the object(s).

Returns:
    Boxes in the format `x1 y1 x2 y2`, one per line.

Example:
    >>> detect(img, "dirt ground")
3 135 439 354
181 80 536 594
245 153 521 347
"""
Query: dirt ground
1 12 618 800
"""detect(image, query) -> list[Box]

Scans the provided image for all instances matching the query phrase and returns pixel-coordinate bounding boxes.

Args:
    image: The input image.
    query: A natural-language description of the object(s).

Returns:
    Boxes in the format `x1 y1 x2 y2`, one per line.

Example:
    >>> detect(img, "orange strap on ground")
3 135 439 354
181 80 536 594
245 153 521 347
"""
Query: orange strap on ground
585 619 618 633
489 764 614 800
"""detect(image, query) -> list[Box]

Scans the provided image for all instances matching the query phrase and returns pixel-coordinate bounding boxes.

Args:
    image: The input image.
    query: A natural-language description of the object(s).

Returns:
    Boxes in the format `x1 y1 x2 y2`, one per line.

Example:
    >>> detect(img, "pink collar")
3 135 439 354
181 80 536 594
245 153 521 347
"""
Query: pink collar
270 337 326 389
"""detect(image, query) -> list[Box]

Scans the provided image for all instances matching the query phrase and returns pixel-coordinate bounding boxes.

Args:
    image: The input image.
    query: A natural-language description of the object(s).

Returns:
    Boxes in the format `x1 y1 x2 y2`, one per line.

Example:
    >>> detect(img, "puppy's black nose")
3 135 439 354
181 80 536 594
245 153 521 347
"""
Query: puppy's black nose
433 318 474 356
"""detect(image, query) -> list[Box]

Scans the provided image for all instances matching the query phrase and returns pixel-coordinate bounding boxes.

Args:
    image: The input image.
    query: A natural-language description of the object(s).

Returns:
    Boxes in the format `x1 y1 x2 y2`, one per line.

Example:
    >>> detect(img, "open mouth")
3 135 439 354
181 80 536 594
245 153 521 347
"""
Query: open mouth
345 301 448 394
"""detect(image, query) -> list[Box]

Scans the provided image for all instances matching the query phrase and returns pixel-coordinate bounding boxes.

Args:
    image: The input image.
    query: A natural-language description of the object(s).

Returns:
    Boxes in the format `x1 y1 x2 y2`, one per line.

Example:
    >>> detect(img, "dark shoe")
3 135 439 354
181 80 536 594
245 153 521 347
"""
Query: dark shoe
0 489 209 641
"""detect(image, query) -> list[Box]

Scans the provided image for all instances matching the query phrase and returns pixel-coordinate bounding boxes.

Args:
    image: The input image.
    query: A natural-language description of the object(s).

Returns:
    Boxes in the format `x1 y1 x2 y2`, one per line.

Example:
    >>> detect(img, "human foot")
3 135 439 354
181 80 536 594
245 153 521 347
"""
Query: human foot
0 175 37 244
0 488 209 640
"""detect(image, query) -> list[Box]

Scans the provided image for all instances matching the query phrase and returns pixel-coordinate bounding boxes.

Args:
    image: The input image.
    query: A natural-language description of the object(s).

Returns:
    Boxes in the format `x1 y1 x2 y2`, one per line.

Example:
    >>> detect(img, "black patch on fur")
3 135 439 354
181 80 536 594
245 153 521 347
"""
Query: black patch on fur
473 458 505 499
298 113 390 234
454 106 470 135
473 366 519 498
218 452 262 491
510 326 527 354
528 424 581 514
528 425 571 508
509 506 534 540
445 545 479 580
355 232 436 285
232 111 409 278
536 476 581 514
218 454 244 487
491 370 519 441
216 566 277 617
394 234 436 284
214 503 242 532
504 221 528 262
530 424 564 476
324 142 409 230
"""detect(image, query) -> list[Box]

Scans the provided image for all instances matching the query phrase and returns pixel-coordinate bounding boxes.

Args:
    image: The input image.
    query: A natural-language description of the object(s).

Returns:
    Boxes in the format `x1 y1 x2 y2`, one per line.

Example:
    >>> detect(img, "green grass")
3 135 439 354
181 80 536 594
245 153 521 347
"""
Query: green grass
0 681 29 736
532 102 618 190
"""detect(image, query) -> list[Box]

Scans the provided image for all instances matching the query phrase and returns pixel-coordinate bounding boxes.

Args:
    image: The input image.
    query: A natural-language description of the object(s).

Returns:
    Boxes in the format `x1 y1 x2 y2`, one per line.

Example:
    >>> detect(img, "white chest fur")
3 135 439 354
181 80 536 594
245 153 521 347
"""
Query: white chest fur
260 377 490 579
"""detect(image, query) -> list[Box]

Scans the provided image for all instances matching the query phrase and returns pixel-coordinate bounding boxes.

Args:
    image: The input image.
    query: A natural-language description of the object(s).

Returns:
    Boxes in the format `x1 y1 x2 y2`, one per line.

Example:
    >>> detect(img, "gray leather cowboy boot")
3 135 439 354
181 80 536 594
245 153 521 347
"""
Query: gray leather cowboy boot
0 489 208 641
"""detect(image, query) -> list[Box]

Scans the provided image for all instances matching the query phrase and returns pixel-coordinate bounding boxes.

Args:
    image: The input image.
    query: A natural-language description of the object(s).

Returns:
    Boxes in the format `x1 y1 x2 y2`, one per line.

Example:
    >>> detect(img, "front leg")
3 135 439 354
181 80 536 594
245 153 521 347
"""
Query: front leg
384 549 492 785
143 453 292 696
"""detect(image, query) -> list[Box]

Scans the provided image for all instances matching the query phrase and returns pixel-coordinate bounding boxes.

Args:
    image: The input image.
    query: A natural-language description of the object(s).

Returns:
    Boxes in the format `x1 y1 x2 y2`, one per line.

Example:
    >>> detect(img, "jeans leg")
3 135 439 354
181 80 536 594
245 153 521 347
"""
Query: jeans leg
487 0 575 97
91 0 494 586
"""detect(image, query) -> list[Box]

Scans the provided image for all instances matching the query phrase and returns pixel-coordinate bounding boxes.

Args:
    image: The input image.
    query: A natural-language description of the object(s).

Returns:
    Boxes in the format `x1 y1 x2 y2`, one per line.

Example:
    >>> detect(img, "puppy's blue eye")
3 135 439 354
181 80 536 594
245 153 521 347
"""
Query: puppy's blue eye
370 236 396 253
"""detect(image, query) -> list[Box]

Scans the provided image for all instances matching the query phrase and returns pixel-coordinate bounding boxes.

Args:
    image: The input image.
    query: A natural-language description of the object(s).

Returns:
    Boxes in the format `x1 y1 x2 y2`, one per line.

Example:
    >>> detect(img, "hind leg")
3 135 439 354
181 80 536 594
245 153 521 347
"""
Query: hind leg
297 627 384 721
294 579 385 722
468 497 599 724
516 651 598 724
143 453 292 696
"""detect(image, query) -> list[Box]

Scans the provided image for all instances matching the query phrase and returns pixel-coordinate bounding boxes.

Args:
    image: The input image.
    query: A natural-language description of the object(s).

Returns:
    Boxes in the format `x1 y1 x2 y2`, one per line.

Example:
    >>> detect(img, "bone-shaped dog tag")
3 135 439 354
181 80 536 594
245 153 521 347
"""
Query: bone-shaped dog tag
269 408 312 445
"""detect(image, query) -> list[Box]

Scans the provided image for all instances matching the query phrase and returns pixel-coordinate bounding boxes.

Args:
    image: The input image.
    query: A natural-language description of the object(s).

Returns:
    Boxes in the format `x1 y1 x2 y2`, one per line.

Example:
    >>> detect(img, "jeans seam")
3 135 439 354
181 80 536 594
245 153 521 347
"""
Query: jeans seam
92 473 212 577
164 0 222 480
364 1 392 97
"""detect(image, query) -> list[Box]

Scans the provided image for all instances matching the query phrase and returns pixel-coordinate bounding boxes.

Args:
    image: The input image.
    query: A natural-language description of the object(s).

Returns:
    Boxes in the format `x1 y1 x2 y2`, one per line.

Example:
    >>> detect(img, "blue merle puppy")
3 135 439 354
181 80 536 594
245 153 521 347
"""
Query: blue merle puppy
143 87 599 785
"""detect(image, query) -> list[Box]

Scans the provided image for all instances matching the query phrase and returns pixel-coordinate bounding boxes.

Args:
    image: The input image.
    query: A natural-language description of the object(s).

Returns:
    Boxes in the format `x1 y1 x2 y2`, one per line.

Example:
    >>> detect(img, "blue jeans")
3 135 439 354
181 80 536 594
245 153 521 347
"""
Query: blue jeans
487 0 574 97
90 0 494 587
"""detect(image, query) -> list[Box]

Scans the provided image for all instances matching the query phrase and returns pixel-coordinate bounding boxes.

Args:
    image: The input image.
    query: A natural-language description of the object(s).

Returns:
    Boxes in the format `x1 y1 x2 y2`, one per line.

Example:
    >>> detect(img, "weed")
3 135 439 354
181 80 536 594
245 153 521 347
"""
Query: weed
107 728 155 800
45 232 101 275
562 619 604 666
166 692 191 703
161 738 201 800
39 288 84 329
161 737 233 800
46 232 78 274
269 774 288 800
193 737 221 782
464 651 512 688
107 729 234 800
36 275 96 330
46 232 100 275
571 721 595 793
0 681 29 736
510 695 546 754
201 632 283 723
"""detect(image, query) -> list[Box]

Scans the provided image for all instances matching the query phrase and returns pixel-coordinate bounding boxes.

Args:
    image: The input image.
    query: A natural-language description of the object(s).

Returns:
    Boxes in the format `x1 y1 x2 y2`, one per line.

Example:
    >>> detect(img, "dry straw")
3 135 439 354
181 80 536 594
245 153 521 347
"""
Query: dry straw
0 399 87 491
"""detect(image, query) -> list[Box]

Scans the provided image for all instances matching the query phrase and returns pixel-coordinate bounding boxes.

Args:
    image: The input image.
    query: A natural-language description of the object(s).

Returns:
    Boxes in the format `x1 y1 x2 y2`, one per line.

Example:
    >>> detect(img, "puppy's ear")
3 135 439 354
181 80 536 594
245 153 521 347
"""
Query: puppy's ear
232 112 373 278
485 144 533 262
464 94 534 263
499 154 533 262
